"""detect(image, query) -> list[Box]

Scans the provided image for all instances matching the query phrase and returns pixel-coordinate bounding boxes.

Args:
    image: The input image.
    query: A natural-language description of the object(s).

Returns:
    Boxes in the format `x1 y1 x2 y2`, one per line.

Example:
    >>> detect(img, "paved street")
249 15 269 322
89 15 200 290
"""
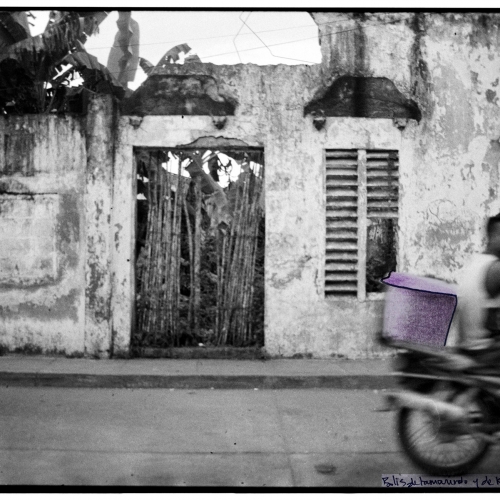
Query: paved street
1 386 499 487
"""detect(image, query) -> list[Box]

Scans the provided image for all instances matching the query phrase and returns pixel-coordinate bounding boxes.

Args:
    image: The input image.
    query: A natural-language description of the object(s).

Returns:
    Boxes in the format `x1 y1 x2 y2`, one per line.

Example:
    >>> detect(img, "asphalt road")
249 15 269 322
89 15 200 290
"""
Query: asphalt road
0 387 499 487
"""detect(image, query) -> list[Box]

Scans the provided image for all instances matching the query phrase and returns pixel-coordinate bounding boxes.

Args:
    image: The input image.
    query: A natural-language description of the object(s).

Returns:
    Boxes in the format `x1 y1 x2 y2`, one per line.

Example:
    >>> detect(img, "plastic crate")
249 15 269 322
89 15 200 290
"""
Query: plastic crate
381 272 457 347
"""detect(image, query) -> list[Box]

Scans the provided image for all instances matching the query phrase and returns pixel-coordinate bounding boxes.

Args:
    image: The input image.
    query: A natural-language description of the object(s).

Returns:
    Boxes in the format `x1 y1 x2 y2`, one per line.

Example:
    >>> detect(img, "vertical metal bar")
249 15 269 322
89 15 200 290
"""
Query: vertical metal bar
357 149 367 301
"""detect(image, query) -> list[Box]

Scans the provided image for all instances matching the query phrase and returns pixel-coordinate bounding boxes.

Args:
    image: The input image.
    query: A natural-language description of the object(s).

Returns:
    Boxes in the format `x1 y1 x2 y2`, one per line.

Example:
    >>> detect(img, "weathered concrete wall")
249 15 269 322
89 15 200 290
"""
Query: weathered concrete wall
85 95 117 357
116 64 322 357
311 12 415 95
0 115 87 354
0 96 117 357
399 14 500 282
115 13 500 358
4 13 498 359
116 64 401 358
313 12 500 284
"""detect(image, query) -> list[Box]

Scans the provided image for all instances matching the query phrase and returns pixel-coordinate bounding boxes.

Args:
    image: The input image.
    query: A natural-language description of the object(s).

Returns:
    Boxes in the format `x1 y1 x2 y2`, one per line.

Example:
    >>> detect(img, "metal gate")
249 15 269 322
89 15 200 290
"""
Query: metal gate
134 147 264 350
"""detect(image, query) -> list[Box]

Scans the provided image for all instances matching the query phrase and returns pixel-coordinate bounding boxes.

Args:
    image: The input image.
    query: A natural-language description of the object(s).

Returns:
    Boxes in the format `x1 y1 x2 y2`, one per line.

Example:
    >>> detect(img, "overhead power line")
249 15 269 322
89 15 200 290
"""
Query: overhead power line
0 13 414 92
239 12 316 64
233 11 252 64
60 13 412 52
193 13 412 62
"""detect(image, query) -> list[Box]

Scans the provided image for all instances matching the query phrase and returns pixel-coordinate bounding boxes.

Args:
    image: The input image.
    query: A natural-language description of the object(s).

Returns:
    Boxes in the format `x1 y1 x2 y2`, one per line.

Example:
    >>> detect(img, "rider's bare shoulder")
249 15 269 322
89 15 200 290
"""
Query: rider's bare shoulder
485 258 500 298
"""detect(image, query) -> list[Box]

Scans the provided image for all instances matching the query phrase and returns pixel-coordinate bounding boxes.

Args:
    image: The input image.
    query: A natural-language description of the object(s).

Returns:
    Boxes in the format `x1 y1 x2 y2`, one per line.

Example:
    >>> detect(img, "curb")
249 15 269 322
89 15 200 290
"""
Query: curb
0 372 398 390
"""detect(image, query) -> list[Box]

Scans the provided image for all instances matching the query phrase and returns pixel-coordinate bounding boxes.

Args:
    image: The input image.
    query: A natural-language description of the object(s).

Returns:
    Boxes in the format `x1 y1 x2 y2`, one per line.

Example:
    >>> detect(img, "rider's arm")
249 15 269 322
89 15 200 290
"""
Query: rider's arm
485 260 500 298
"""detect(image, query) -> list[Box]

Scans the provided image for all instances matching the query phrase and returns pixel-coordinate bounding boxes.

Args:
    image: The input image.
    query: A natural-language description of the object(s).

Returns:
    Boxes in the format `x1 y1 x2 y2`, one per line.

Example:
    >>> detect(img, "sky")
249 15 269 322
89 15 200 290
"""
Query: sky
29 10 322 90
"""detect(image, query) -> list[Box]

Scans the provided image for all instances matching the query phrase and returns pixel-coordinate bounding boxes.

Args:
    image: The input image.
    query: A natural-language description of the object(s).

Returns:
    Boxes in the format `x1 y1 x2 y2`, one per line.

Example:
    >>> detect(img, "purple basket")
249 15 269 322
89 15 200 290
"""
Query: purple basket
381 272 457 347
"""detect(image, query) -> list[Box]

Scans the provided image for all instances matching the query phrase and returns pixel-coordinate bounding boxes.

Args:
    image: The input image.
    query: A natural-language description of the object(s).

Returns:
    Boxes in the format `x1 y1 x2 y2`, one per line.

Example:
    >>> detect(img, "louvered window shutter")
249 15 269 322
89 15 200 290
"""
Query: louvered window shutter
325 150 359 297
325 149 399 298
366 150 399 218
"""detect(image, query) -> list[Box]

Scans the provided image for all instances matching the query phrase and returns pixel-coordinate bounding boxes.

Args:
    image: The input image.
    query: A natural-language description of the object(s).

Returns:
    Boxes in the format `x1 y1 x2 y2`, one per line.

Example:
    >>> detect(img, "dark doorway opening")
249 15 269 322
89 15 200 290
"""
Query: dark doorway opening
133 147 264 354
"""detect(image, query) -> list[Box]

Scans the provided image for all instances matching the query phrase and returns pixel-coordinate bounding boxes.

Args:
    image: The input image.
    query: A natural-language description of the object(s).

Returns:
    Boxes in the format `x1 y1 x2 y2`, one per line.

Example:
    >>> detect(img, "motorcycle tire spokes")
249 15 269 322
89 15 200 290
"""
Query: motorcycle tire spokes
398 401 491 476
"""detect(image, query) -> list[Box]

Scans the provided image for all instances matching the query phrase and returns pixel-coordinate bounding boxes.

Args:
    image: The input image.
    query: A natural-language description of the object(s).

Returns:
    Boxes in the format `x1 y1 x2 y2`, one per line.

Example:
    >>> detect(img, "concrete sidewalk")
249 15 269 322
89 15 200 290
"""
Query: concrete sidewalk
0 356 397 389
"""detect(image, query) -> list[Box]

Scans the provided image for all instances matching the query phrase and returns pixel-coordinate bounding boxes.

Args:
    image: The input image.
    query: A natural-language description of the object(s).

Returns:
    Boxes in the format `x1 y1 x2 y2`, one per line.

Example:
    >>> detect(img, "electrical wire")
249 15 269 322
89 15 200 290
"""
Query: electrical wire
114 13 411 65
0 13 414 92
202 14 412 61
239 13 318 64
24 12 411 52
233 11 252 64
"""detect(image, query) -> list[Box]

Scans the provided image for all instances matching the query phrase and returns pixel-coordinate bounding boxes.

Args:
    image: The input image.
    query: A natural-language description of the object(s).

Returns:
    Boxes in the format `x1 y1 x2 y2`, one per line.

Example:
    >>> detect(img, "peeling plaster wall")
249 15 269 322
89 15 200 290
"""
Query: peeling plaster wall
312 11 500 284
301 12 500 356
0 115 87 354
0 97 116 357
3 12 497 359
115 63 400 358
84 96 116 357
116 13 500 358
399 14 500 281
311 12 415 94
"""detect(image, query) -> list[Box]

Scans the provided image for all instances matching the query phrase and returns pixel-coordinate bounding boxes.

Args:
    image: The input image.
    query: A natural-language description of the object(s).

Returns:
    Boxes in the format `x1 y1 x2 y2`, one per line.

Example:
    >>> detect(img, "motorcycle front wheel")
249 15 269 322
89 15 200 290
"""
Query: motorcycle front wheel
397 396 491 476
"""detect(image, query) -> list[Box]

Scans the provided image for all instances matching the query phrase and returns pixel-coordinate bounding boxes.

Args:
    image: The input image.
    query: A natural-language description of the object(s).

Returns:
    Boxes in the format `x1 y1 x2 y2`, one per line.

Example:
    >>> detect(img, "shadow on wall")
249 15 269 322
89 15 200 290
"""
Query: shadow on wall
121 74 238 116
304 76 421 121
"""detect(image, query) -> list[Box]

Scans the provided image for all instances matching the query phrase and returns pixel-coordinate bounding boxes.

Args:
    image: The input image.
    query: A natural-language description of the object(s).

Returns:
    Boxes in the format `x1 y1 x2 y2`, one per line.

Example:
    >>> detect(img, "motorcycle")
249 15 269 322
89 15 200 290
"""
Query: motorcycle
380 332 500 476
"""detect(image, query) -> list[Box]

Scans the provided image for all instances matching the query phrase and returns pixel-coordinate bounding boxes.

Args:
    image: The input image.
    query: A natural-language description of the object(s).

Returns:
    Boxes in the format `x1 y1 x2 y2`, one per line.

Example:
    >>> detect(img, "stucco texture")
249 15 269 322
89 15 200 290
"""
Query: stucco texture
3 12 500 359
0 100 117 358
313 12 500 283
309 12 500 355
117 63 401 358
399 14 500 281
0 116 87 354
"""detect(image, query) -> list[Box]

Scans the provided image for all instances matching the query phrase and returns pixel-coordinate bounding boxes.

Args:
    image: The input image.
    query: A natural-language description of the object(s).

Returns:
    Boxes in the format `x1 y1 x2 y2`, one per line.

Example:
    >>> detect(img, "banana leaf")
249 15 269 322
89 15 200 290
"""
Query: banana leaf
106 11 139 85
153 43 192 71
0 11 30 48
139 57 155 75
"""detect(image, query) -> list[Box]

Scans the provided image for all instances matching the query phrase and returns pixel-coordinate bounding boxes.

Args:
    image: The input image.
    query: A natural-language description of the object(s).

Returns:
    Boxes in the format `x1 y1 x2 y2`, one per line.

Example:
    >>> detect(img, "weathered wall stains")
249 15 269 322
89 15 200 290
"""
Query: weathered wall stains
0 115 87 355
483 139 500 214
397 13 500 283
0 288 80 323
122 74 238 116
311 12 415 94
0 194 57 285
304 76 421 120
177 136 251 149
409 13 433 124
270 254 312 290
84 95 116 358
56 193 81 271
311 12 500 293
3 12 500 359
116 61 400 359
110 99 146 357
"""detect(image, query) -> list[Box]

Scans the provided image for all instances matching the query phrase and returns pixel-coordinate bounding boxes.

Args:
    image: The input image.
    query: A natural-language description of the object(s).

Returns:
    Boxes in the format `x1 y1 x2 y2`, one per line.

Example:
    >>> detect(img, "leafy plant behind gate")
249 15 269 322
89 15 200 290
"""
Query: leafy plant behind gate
134 148 265 350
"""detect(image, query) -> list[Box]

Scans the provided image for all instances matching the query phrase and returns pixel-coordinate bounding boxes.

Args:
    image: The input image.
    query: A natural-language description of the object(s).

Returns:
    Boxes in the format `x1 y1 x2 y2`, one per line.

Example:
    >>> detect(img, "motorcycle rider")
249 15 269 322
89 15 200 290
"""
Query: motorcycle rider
457 213 500 350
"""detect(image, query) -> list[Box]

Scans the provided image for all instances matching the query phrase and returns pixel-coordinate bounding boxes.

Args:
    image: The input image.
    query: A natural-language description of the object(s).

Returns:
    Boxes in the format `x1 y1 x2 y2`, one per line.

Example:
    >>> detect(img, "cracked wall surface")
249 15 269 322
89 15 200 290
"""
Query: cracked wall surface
312 12 500 285
115 63 400 358
396 13 500 281
3 12 500 359
115 13 500 357
0 115 87 355
303 12 500 356
0 97 116 357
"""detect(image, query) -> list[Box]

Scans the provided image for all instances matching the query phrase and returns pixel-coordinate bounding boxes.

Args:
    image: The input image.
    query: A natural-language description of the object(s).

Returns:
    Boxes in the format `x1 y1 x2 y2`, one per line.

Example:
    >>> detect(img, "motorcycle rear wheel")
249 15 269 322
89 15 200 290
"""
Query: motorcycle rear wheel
398 397 491 476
